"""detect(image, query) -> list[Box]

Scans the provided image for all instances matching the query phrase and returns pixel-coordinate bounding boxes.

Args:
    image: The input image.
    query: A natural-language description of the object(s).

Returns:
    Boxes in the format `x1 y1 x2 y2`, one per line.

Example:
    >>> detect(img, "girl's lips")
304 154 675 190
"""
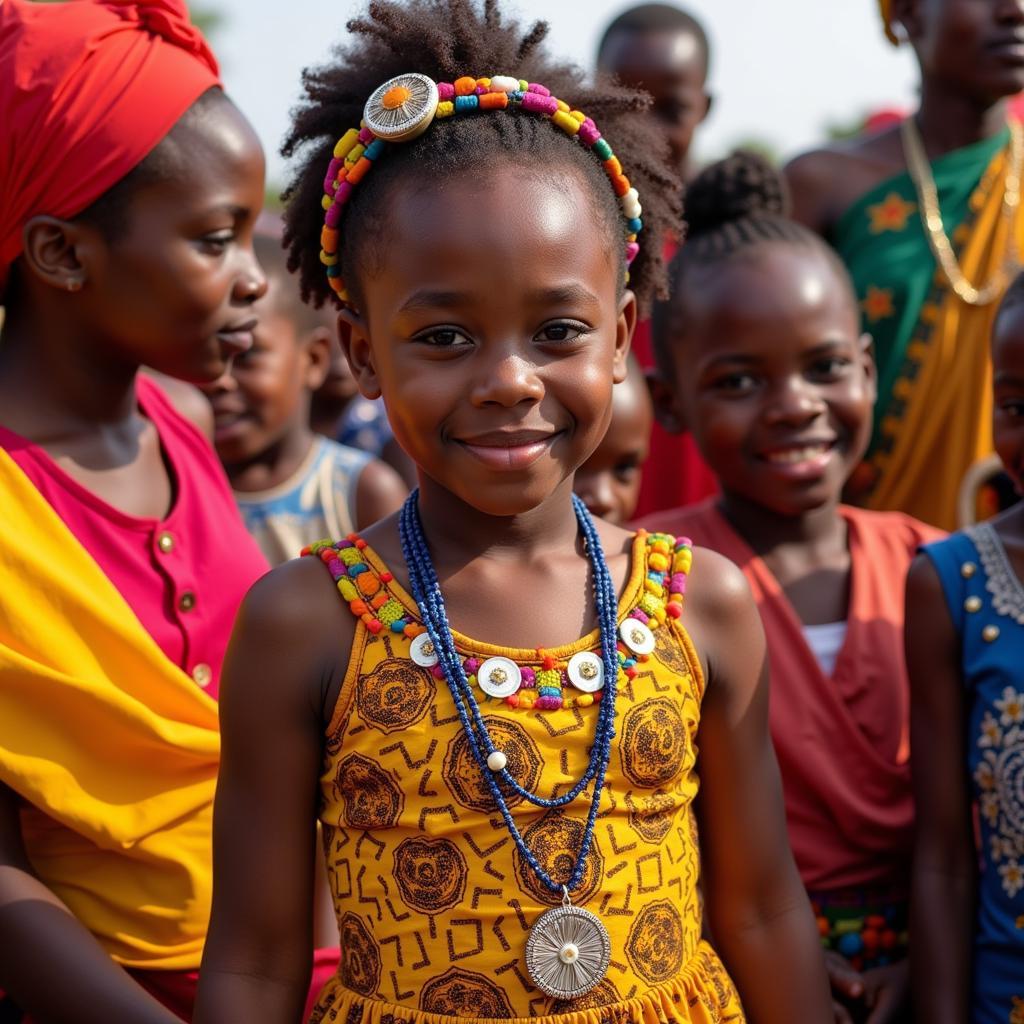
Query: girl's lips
458 435 557 471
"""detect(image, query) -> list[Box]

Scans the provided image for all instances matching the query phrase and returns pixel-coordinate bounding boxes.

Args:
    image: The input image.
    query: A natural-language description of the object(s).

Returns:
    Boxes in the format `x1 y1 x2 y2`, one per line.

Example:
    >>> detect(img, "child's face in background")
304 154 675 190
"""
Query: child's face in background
202 276 325 466
992 301 1024 494
667 245 874 518
341 164 633 517
77 98 267 383
599 27 709 175
575 368 653 524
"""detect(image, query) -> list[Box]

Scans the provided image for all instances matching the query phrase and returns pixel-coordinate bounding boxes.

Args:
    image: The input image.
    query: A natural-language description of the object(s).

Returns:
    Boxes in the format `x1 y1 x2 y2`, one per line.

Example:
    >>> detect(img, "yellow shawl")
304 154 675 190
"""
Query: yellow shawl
0 448 219 969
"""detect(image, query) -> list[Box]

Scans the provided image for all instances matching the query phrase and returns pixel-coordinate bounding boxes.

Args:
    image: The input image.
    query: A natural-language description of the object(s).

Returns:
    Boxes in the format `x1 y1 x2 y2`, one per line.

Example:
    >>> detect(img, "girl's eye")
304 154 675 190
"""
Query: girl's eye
808 357 852 380
415 327 473 348
999 398 1024 418
198 232 233 256
712 372 757 394
535 322 587 344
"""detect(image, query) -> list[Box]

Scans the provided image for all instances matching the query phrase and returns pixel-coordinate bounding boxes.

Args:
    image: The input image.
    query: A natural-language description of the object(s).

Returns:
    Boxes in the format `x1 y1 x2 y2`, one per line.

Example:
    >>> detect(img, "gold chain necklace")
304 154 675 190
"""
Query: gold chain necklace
901 116 1023 306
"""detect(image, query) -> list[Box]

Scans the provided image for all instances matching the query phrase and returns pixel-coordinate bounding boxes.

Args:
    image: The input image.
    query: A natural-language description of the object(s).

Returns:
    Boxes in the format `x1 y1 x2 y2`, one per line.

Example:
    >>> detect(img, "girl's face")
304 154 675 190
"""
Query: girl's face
77 98 267 383
900 0 1024 102
667 245 875 518
340 164 634 517
992 301 1024 493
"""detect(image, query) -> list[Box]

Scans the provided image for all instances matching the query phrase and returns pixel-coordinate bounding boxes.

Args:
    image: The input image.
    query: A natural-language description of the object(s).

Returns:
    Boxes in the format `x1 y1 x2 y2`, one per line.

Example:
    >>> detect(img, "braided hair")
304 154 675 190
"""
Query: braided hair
281 0 681 316
652 149 854 373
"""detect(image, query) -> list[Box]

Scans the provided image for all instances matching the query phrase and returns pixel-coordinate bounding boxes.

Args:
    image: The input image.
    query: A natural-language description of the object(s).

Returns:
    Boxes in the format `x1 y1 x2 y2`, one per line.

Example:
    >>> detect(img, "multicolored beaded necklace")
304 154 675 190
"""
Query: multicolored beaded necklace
399 491 616 999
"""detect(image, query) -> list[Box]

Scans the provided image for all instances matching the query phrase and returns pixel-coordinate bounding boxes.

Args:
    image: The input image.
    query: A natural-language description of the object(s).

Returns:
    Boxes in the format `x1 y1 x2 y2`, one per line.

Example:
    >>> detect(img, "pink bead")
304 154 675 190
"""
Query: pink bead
334 181 353 204
625 241 639 264
358 126 374 144
578 122 600 146
520 666 536 688
324 201 344 228
633 609 650 625
535 695 563 710
463 658 480 674
437 82 455 100
521 92 557 115
337 540 353 548
527 82 550 96
431 665 445 679
670 573 687 592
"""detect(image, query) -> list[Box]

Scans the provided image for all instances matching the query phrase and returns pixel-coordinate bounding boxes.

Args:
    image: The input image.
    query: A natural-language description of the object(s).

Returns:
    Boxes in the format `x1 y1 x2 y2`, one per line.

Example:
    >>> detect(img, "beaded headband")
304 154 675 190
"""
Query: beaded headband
319 73 644 305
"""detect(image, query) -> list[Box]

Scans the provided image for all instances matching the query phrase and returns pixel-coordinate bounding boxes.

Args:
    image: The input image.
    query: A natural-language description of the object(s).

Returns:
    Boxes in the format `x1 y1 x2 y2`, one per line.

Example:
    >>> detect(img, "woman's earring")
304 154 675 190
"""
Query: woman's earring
66 278 83 293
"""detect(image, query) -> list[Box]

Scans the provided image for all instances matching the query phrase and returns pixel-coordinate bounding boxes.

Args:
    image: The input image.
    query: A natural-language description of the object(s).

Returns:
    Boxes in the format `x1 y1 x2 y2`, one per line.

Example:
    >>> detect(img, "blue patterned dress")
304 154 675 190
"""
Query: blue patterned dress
924 523 1024 1023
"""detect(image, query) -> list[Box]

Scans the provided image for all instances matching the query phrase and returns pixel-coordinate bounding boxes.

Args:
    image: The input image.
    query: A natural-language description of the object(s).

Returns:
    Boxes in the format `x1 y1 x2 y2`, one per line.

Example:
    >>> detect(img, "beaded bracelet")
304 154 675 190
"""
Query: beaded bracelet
319 72 644 305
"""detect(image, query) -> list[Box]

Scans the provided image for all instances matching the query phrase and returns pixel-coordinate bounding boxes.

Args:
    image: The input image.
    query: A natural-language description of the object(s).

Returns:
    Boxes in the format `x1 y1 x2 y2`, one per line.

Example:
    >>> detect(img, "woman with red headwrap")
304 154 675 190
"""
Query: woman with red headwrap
0 2 332 1020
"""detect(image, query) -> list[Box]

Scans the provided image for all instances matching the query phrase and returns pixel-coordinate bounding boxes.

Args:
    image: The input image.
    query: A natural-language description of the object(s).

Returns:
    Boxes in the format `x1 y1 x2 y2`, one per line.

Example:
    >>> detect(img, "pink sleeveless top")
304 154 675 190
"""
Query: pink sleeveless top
0 376 268 698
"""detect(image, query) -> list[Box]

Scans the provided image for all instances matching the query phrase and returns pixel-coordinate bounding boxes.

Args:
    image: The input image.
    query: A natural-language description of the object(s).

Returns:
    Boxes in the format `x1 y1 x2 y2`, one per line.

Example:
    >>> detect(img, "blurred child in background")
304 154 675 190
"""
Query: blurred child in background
204 232 407 565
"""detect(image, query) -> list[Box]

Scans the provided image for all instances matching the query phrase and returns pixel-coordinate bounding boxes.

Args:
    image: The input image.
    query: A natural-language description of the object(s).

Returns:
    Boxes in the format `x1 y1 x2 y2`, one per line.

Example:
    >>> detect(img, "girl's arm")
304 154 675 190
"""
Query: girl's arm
687 548 832 1024
905 555 974 1024
0 782 178 1024
195 559 349 1024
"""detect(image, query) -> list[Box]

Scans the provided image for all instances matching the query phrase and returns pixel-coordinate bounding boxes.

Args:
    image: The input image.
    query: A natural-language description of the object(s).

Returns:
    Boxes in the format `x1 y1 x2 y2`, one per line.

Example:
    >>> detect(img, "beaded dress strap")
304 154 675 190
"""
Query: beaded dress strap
302 531 694 712
302 534 425 640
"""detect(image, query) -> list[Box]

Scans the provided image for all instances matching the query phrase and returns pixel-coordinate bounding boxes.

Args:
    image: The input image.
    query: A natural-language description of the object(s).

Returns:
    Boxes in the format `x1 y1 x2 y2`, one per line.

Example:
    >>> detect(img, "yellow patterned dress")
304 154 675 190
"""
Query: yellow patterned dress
307 531 745 1024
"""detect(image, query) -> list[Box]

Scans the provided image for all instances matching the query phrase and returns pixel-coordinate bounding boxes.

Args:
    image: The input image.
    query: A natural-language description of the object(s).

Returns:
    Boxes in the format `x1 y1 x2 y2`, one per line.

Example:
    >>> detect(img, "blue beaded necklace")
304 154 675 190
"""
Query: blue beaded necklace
398 490 619 896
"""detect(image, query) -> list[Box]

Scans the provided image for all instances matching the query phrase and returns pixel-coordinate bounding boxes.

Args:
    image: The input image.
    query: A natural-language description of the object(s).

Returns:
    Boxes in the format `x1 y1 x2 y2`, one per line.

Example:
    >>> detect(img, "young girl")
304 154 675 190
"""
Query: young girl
195 4 832 1023
0 1 333 1019
639 152 943 1024
906 276 1024 1023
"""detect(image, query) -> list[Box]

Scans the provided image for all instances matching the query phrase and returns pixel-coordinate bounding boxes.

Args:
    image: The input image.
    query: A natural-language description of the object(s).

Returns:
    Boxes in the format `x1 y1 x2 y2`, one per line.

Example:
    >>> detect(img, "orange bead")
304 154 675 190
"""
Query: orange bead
611 173 630 197
381 84 411 110
603 156 622 176
816 916 830 937
350 599 368 616
346 157 372 185
357 572 379 596
355 539 368 550
479 91 508 110
320 226 339 251
454 76 477 95
371 592 389 610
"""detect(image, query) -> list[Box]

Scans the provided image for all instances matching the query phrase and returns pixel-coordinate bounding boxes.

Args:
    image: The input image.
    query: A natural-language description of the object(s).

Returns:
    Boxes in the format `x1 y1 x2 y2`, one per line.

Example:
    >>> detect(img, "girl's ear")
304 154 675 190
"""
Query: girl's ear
613 289 638 384
21 215 93 292
337 306 382 400
648 368 686 435
859 331 878 405
301 326 333 391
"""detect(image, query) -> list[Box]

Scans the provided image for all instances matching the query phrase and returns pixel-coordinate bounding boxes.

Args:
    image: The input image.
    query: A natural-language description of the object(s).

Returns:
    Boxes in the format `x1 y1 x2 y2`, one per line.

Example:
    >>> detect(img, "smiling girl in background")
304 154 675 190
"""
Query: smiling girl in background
0 1 333 1019
641 152 943 1024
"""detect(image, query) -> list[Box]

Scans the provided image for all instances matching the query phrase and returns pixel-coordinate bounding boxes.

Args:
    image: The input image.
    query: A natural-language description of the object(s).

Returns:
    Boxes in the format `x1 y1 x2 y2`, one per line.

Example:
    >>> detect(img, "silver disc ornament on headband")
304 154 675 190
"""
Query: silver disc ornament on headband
525 890 612 999
364 73 440 141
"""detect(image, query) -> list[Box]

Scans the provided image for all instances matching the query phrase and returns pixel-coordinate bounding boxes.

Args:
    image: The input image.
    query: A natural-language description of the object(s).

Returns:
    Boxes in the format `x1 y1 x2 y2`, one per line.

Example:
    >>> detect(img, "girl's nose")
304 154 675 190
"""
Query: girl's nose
234 250 268 305
470 350 544 408
764 376 827 425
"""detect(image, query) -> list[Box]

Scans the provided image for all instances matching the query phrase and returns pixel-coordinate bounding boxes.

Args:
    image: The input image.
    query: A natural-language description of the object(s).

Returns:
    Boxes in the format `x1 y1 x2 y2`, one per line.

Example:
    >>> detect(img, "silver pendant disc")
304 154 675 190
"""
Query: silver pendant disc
524 901 611 999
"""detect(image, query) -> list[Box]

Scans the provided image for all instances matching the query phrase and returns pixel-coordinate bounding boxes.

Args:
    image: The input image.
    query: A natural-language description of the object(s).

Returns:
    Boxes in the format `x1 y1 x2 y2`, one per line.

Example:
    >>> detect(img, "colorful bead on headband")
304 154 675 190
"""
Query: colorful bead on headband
319 73 644 304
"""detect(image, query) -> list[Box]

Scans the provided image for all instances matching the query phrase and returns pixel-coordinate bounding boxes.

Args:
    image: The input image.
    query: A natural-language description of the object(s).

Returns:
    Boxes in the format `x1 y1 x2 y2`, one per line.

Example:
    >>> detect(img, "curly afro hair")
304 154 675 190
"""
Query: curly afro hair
281 0 682 317
652 149 854 374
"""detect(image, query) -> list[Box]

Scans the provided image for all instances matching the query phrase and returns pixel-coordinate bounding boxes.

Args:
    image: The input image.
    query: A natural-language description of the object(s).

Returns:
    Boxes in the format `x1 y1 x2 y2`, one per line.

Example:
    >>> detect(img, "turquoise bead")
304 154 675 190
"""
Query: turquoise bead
593 139 612 160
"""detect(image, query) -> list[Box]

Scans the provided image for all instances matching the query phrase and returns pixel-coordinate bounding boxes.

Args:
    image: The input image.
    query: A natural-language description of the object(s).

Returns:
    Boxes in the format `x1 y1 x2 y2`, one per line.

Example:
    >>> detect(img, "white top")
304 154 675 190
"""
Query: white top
801 620 848 678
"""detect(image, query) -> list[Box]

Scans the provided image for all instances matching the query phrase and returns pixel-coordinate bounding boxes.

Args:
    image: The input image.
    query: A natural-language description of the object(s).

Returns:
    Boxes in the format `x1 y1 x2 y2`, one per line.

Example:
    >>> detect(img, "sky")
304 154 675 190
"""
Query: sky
209 0 920 191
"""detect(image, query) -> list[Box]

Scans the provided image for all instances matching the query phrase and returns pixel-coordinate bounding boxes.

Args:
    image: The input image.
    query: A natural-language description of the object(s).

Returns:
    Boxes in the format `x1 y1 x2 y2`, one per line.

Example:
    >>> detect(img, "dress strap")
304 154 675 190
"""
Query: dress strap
302 536 425 640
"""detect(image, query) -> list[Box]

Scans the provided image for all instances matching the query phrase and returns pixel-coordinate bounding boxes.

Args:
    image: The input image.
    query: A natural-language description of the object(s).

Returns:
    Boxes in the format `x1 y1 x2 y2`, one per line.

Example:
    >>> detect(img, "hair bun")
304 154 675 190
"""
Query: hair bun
683 149 789 239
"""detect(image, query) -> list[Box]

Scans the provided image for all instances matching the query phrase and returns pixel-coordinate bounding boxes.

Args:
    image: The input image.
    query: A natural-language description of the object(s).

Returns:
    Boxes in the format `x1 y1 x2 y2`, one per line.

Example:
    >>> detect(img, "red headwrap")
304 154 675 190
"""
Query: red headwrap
0 0 222 292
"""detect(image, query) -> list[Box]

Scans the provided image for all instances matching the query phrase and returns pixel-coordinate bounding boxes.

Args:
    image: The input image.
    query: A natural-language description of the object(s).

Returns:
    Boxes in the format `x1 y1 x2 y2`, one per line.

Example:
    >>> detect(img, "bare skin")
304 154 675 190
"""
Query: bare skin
0 94 266 1023
785 0 1024 240
196 165 831 1024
